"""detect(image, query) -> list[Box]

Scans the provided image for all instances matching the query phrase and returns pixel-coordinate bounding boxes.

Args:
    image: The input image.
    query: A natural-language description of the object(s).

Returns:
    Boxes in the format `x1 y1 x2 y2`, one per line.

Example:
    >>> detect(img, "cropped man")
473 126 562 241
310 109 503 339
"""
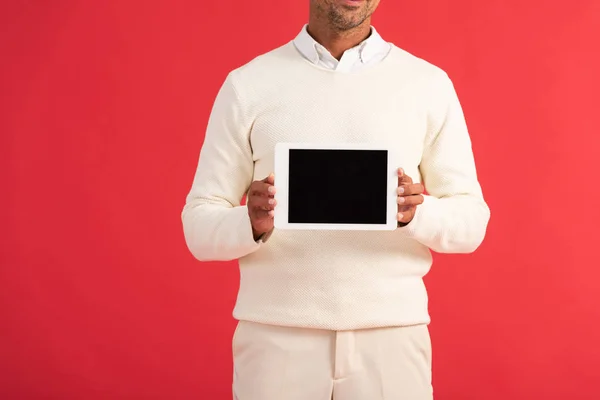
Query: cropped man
182 0 490 398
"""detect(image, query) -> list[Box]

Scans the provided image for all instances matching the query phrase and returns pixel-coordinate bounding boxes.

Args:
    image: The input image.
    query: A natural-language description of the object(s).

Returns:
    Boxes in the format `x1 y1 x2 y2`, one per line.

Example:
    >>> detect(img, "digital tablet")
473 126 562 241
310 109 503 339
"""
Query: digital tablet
273 143 398 231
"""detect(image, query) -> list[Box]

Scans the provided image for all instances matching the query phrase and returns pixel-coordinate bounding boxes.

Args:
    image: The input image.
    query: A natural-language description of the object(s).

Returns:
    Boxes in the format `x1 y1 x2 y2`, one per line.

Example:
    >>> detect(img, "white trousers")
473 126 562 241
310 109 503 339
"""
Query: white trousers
232 321 433 400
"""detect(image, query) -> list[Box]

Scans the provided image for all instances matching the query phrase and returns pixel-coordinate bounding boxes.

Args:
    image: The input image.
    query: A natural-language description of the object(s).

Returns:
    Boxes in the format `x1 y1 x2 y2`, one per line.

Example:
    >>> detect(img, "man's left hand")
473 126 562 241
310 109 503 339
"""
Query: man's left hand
397 168 425 225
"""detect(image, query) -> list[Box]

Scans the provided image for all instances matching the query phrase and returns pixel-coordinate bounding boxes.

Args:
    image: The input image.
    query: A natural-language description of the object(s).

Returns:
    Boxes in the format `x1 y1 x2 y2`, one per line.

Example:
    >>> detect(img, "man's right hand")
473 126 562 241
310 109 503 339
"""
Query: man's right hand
247 173 276 240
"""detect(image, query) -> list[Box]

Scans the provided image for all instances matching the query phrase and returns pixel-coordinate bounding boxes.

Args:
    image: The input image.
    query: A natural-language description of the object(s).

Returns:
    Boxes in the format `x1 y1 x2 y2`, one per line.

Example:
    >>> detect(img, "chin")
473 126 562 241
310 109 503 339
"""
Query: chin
336 17 367 31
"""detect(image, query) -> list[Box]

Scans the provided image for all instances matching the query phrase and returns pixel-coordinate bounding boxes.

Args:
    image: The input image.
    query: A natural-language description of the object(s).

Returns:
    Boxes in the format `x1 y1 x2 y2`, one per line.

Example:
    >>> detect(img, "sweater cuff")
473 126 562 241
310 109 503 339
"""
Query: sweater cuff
236 205 264 252
396 195 441 240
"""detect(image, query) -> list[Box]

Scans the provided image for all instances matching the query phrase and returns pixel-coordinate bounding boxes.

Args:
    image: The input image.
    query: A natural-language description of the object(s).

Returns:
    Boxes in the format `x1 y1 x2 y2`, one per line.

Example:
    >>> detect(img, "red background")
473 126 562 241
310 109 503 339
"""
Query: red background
2 1 599 399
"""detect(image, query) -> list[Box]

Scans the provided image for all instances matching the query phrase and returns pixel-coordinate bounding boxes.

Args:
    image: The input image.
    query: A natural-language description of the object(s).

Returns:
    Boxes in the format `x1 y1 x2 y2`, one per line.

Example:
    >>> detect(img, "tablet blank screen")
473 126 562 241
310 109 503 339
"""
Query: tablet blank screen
288 149 388 224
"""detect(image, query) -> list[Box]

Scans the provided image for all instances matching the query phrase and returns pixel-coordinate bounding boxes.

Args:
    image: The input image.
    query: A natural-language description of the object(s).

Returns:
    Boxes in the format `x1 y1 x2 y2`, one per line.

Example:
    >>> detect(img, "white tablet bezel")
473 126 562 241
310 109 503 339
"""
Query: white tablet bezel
273 142 398 231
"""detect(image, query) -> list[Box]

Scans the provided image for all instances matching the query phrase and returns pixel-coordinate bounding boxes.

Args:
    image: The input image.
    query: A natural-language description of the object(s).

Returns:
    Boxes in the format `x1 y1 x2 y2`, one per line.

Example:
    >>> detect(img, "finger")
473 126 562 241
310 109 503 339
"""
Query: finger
250 196 277 211
250 181 276 196
397 194 424 206
397 183 424 196
397 210 413 223
253 208 274 220
397 168 413 184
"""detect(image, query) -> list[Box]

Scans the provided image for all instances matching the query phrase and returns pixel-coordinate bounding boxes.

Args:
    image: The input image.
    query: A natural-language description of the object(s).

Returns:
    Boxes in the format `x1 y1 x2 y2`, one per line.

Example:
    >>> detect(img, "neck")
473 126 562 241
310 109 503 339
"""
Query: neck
306 19 372 60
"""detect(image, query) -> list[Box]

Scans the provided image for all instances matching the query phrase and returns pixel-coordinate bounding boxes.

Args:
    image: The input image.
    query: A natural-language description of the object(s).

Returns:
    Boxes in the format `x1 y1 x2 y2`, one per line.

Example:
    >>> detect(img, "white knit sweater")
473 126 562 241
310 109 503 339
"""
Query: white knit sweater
182 42 490 330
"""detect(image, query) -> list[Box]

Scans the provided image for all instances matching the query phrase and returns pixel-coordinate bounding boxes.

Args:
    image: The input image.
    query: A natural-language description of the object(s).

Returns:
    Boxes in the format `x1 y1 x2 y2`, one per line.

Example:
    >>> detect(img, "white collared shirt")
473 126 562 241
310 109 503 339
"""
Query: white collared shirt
293 24 391 72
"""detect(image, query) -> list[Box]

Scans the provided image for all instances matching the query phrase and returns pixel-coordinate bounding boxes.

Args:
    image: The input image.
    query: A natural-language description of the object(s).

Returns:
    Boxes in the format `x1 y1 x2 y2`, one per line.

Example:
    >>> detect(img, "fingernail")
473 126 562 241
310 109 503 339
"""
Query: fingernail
268 186 276 194
268 210 274 217
397 197 405 204
398 168 404 175
268 199 275 205
397 187 404 194
397 213 404 220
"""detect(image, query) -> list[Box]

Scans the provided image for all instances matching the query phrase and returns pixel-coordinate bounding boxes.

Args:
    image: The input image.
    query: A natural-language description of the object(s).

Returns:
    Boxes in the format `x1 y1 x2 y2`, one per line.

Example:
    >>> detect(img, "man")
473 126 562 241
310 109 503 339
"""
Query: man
182 0 490 398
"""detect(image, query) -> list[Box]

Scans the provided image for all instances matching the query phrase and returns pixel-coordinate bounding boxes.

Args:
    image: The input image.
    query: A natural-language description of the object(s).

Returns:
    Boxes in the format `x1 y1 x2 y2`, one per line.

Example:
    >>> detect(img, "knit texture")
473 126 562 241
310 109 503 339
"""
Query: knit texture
182 42 490 330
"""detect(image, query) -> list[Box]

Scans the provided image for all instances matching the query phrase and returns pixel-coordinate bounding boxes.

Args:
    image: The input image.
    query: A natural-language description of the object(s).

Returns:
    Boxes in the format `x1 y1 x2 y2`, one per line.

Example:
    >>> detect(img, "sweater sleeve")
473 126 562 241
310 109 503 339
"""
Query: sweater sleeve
397 72 490 253
181 73 261 262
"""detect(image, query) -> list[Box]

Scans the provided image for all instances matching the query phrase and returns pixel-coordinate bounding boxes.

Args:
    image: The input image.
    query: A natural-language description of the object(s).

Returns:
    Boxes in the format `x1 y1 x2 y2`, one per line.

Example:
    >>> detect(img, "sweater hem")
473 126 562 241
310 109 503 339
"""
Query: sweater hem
232 278 431 331
231 314 432 332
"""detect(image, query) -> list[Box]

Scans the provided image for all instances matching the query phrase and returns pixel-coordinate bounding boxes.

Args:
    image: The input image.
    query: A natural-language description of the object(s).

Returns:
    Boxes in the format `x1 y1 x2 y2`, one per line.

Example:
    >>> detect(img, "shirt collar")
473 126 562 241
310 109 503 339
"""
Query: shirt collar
293 24 388 65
